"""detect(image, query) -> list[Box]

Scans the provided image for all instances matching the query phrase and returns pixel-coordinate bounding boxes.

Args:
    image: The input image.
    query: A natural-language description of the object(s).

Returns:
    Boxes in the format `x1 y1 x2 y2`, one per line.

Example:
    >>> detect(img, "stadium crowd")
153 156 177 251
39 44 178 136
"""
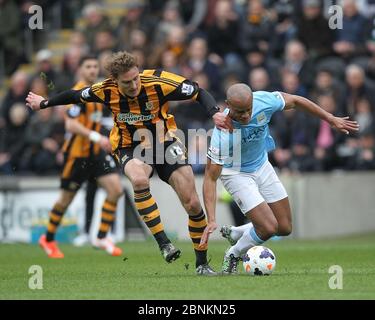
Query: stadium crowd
1 0 375 176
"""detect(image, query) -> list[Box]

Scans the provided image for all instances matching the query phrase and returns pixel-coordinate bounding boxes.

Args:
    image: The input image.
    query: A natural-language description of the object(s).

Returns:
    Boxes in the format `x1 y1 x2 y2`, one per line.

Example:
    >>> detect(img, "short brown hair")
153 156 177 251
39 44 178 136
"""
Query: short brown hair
105 51 138 79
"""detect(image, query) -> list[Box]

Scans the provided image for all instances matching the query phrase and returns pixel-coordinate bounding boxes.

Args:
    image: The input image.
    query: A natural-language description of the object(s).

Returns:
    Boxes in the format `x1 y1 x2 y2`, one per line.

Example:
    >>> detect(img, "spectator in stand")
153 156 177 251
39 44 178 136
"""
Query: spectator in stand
80 3 113 51
57 46 86 90
116 0 157 49
0 0 23 76
280 69 308 97
93 30 117 56
184 36 221 96
1 71 30 126
270 107 317 173
297 0 334 60
21 107 65 174
309 68 346 113
0 103 29 174
270 0 296 59
69 31 90 54
98 50 113 79
176 0 208 34
354 98 374 135
243 46 280 88
346 126 375 170
33 49 58 95
206 0 241 67
239 0 275 56
333 0 368 59
248 67 273 91
153 0 184 46
148 25 187 68
345 64 375 117
283 40 315 89
313 94 343 171
160 50 183 75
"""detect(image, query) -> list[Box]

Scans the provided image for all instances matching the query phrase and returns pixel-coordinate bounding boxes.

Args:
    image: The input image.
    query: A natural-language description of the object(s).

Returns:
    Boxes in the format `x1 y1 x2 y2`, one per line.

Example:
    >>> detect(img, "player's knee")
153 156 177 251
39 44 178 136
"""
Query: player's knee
278 223 292 236
184 196 201 214
131 176 149 190
108 187 123 201
262 220 279 237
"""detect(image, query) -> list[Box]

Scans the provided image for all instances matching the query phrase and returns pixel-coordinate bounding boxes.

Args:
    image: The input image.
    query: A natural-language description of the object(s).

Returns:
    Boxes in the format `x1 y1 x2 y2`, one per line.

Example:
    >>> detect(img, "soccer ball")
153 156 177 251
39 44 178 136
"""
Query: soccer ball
243 246 276 275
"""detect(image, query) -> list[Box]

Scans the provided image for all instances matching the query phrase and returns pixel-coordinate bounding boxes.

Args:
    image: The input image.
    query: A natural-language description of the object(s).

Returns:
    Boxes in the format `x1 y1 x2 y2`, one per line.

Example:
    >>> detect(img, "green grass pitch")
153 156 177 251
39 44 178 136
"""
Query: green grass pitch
1 234 375 300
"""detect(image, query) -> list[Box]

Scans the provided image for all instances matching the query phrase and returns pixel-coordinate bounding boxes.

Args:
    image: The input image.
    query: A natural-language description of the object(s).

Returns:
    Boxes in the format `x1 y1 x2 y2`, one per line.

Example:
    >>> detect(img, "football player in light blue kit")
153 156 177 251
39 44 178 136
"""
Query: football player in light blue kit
200 83 359 274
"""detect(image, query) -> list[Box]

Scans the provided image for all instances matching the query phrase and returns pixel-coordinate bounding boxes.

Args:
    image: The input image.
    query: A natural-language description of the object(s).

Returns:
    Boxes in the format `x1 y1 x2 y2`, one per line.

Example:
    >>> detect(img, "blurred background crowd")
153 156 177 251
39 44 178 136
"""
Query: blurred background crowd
1 0 375 176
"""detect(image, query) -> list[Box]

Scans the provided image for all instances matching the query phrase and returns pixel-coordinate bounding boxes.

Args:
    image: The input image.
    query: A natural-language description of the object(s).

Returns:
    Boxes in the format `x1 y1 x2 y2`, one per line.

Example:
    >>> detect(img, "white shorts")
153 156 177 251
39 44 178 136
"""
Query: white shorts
220 161 288 214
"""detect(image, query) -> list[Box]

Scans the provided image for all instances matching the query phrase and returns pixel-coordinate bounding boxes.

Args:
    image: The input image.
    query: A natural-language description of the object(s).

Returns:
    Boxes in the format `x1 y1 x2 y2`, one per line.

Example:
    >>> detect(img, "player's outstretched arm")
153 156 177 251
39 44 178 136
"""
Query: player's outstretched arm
26 90 83 111
280 92 360 135
200 159 223 248
26 87 102 111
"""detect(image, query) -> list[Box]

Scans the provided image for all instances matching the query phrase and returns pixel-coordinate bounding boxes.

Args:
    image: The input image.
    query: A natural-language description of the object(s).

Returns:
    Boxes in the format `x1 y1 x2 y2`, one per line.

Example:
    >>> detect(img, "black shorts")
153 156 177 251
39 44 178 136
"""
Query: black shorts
114 138 189 184
61 150 118 192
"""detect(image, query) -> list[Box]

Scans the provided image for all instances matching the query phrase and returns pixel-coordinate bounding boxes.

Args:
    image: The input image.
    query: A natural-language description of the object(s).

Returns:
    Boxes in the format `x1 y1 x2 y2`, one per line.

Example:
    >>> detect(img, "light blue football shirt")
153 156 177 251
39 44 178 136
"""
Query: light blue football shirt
207 91 285 174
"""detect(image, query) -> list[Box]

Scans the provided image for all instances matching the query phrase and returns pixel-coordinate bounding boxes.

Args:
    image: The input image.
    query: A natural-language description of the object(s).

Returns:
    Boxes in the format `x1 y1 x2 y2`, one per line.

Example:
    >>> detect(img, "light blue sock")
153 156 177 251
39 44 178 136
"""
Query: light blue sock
230 222 253 241
227 227 264 257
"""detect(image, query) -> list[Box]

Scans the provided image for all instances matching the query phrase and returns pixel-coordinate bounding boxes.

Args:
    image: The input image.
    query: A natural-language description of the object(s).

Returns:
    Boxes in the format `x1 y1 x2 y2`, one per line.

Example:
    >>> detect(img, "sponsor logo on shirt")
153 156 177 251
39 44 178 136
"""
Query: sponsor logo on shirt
241 126 266 143
117 112 155 124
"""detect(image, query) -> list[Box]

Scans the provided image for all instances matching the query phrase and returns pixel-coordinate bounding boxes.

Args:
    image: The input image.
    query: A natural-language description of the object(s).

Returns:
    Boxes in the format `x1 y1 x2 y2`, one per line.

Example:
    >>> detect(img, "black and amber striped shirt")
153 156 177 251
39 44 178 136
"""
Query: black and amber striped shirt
77 69 200 151
62 81 104 158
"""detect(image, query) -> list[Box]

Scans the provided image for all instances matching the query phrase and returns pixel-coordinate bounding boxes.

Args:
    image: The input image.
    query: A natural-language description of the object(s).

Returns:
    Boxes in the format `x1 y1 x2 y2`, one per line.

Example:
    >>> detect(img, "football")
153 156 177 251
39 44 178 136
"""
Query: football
243 246 276 275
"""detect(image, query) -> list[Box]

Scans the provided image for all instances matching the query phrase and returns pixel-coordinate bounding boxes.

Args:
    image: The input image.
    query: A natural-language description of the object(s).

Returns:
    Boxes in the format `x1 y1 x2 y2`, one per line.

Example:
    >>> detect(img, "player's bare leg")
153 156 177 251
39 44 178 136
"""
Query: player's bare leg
169 165 217 275
93 173 124 256
125 159 180 262
268 197 292 236
39 190 76 258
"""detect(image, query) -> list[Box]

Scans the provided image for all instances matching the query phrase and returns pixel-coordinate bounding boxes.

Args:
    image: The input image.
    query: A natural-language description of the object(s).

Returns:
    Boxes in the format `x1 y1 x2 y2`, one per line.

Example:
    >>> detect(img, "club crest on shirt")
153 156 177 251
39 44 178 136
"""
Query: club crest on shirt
145 101 154 110
256 112 267 125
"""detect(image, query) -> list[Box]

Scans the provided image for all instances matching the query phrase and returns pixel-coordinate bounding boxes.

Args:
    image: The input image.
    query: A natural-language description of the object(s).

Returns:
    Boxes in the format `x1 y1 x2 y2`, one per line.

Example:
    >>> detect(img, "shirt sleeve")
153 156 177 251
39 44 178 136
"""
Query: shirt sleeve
164 79 200 101
79 84 105 103
269 91 286 112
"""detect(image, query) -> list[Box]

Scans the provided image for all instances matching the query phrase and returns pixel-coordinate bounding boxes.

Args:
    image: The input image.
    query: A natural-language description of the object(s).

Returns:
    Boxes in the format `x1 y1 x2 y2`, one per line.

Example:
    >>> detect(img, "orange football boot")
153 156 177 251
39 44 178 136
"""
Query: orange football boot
39 234 64 258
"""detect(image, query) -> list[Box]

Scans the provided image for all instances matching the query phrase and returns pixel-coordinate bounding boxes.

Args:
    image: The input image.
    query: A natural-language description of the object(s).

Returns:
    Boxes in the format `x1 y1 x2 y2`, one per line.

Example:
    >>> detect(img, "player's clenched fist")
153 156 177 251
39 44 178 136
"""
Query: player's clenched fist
26 92 45 111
